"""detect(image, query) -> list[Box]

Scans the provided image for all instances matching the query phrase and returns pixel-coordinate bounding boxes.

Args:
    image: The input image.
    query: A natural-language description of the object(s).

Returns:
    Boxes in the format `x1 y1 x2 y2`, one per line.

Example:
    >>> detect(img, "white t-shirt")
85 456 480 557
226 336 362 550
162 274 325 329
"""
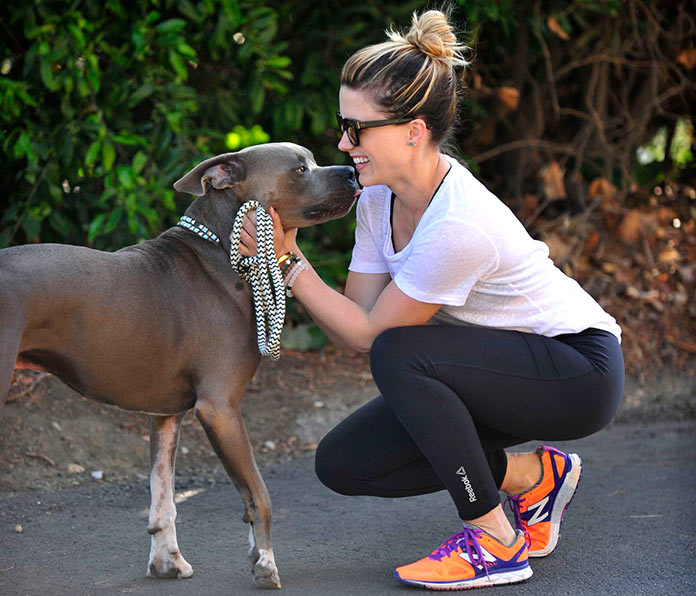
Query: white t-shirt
348 154 622 340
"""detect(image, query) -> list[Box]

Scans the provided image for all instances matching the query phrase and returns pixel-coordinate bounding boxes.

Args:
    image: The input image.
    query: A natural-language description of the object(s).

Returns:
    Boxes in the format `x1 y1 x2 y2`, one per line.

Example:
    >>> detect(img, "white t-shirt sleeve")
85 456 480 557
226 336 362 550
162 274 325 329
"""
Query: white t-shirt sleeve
348 192 390 274
393 219 499 305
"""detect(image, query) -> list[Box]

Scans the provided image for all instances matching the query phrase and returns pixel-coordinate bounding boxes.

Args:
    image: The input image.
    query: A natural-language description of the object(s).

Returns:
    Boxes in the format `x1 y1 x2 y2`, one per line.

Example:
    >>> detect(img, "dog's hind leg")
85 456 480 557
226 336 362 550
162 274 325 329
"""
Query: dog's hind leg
0 319 23 419
146 412 193 579
196 396 281 589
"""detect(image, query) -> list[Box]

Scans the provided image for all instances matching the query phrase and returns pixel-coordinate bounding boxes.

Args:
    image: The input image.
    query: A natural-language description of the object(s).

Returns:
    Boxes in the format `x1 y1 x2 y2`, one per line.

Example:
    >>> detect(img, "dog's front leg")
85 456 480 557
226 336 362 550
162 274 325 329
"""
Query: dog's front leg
196 398 281 589
147 413 193 579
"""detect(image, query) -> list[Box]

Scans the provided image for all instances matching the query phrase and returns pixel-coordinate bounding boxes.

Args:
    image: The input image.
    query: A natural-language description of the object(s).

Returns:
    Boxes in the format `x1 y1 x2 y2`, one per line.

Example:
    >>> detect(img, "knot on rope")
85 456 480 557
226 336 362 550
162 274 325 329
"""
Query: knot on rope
229 201 285 360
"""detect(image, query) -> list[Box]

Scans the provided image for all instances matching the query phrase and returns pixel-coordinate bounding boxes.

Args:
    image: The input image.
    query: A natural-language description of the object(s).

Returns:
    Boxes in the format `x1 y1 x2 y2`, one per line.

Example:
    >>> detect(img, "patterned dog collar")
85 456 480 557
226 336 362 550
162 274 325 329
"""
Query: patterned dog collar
177 215 220 245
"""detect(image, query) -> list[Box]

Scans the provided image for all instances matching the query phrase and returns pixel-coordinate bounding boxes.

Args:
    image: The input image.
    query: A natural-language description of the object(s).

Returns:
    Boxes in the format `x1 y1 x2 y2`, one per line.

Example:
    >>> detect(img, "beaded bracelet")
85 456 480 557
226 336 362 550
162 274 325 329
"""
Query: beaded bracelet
284 260 307 298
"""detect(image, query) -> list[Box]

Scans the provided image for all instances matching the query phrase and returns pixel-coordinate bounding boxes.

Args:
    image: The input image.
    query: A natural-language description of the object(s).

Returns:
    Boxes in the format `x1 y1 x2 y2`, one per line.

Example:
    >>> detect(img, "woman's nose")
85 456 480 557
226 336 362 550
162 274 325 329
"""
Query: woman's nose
337 130 355 152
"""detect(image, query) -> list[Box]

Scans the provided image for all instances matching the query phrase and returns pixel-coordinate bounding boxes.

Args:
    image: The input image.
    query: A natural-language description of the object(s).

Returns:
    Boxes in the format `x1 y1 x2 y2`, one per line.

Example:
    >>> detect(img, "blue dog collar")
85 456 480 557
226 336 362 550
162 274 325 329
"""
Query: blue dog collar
177 216 220 245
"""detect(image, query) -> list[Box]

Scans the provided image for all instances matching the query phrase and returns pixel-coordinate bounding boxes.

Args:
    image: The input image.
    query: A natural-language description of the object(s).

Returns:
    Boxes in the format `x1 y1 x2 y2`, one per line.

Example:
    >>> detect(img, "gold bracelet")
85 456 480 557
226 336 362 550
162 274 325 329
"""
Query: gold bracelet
277 251 293 266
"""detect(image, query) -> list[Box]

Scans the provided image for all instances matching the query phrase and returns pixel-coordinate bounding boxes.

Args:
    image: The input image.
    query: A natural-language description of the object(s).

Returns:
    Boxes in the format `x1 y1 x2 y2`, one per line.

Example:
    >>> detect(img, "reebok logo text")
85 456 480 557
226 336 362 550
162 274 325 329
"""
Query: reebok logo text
456 466 477 502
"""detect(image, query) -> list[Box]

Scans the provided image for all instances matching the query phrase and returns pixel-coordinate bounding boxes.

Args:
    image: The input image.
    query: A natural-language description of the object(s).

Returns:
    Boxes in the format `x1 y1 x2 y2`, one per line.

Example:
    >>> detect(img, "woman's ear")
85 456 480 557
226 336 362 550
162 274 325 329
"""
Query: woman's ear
406 118 429 147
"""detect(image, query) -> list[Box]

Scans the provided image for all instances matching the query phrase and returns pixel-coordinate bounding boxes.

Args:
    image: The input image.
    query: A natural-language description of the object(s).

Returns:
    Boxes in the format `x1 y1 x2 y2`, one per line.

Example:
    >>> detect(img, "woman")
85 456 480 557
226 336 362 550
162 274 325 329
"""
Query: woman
239 9 624 591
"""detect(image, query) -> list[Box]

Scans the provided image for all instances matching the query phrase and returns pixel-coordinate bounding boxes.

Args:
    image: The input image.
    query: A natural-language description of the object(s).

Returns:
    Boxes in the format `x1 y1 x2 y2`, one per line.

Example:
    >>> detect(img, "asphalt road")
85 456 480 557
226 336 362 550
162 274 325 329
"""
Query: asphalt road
1 419 695 596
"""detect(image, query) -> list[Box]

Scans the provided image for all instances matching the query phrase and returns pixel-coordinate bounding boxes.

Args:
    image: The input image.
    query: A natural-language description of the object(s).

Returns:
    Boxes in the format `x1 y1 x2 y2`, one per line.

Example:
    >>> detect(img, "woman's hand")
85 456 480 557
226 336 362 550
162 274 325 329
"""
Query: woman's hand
237 205 297 259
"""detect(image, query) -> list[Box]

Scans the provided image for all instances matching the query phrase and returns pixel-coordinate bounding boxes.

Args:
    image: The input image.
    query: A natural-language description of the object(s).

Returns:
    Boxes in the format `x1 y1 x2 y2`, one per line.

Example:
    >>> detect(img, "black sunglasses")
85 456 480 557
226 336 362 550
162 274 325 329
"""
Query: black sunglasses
336 112 412 146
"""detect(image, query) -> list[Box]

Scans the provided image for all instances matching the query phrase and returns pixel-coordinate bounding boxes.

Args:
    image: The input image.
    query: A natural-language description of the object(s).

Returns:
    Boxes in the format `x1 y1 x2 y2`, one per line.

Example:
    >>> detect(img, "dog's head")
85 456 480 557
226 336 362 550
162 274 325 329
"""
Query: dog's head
173 143 360 228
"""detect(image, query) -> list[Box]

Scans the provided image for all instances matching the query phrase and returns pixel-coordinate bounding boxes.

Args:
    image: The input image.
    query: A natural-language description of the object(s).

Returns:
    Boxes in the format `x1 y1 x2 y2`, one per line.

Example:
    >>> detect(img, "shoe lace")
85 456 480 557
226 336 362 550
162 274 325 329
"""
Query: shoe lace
504 494 524 531
428 527 491 579
504 495 532 548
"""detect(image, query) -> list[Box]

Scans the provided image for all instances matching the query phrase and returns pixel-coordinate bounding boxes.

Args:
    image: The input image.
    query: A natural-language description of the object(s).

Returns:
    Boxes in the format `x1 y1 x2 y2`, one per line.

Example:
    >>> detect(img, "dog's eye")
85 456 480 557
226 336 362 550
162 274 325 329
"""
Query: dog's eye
295 165 307 173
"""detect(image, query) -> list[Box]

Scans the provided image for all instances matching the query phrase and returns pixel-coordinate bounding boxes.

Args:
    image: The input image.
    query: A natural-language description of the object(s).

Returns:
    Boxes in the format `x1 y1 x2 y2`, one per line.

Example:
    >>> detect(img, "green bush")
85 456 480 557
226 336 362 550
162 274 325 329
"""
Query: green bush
1 0 308 248
2 0 692 256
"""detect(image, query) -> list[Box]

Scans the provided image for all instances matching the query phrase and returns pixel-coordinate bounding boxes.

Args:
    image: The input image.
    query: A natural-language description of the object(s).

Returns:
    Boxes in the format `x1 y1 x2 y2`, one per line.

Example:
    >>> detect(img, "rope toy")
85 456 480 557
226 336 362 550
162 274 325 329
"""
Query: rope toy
229 201 285 360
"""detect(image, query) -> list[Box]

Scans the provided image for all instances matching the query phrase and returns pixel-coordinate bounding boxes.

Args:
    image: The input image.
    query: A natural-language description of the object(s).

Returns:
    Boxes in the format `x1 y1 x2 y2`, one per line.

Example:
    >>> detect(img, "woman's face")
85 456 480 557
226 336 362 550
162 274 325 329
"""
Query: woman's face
338 86 411 188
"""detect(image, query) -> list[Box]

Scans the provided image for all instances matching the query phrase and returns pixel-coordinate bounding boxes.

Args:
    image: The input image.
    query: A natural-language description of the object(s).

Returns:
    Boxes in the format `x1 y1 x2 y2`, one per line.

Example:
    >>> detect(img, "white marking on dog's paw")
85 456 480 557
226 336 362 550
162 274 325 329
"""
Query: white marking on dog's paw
252 548 280 589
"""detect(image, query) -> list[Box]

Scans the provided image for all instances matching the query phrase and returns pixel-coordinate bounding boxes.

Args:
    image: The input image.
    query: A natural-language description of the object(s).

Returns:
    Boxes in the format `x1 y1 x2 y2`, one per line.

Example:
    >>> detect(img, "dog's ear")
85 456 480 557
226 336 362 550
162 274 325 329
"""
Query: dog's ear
173 154 247 195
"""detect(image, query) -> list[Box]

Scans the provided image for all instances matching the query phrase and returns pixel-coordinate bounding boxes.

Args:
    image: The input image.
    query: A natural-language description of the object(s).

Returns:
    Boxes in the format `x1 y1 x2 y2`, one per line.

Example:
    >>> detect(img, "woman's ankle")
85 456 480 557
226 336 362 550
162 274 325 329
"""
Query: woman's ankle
500 451 542 495
467 505 517 545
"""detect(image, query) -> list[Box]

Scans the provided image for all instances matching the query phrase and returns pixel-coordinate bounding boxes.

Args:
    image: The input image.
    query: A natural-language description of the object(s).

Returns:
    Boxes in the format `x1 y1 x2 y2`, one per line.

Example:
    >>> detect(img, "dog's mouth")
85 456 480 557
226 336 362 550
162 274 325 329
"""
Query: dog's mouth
303 192 358 221
301 181 360 222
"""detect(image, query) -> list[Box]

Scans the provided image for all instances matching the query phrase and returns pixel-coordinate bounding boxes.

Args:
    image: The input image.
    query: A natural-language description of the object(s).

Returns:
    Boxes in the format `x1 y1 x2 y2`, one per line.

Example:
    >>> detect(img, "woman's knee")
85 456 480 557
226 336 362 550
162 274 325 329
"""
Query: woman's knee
314 433 362 496
370 326 422 383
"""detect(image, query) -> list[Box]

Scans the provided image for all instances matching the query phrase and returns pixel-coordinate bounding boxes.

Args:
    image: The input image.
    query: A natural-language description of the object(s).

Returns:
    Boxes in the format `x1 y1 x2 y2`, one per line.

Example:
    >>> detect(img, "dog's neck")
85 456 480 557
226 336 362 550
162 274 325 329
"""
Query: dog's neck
182 190 241 254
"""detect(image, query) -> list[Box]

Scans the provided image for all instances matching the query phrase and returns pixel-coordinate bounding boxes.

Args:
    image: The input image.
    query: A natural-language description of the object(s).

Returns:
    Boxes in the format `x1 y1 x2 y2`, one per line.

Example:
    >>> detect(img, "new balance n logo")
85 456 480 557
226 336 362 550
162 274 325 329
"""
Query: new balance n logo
525 496 550 525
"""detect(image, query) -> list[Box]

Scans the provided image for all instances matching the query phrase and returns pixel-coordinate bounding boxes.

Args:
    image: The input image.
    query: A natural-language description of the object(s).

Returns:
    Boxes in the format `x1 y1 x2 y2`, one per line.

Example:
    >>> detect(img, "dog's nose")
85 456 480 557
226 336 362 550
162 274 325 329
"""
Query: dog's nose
337 165 356 181
342 166 355 180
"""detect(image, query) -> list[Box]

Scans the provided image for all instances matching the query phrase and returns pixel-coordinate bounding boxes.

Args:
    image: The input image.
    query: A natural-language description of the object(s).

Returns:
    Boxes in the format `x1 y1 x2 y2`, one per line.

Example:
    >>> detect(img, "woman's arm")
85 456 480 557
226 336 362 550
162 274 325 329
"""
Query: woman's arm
288 265 440 352
237 208 440 352
288 243 392 350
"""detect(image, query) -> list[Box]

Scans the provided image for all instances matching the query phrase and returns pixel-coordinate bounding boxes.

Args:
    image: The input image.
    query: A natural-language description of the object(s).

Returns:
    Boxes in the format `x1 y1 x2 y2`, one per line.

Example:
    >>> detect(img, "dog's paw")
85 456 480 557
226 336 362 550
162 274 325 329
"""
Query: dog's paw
147 550 194 579
252 549 281 589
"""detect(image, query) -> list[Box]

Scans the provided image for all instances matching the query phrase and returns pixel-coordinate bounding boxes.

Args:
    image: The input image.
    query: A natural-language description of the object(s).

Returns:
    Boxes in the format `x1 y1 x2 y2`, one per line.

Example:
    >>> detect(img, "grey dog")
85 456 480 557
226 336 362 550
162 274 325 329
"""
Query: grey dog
0 142 359 588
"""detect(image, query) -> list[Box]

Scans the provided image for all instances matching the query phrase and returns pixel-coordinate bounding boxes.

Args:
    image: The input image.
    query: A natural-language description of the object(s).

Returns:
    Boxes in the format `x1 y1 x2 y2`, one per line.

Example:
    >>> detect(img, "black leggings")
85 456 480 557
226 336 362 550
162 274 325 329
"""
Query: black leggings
315 325 624 520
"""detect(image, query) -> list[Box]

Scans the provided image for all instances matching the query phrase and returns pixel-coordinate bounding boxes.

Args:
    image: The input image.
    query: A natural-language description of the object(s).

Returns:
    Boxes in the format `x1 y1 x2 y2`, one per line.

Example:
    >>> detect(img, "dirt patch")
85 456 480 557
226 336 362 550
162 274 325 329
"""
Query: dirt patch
1 346 694 495
0 348 375 495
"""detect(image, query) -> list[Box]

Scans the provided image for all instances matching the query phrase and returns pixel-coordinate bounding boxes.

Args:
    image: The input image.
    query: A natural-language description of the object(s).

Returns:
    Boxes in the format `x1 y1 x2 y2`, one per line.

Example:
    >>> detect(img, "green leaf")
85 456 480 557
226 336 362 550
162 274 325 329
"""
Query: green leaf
87 212 106 243
67 23 86 48
40 60 58 90
132 150 147 174
127 83 156 107
145 11 161 25
266 56 291 68
85 140 102 167
49 210 75 236
156 19 186 34
176 43 197 59
102 141 116 171
168 50 188 80
113 131 148 147
14 131 37 161
22 214 42 242
85 54 100 92
104 208 122 234
116 165 135 189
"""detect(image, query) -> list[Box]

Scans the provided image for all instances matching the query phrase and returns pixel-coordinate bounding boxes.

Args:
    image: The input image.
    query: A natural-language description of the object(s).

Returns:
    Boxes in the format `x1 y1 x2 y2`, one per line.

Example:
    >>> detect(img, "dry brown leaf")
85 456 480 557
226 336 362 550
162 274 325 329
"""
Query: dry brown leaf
475 119 496 146
658 248 680 263
497 86 520 112
539 161 567 201
543 232 573 262
588 177 617 199
618 210 643 246
657 206 678 225
583 230 600 253
547 16 570 41
473 72 483 91
676 49 696 69
523 193 538 220
666 336 696 353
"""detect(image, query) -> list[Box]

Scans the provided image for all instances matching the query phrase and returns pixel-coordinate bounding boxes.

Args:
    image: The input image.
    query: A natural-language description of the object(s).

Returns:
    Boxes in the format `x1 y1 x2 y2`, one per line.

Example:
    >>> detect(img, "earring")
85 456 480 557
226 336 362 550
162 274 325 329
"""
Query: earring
408 142 415 147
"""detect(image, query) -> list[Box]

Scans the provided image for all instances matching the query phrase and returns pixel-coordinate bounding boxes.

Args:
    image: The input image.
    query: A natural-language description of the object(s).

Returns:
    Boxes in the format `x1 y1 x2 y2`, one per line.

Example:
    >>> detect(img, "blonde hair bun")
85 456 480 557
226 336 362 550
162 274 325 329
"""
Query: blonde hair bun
387 9 469 69
340 8 468 146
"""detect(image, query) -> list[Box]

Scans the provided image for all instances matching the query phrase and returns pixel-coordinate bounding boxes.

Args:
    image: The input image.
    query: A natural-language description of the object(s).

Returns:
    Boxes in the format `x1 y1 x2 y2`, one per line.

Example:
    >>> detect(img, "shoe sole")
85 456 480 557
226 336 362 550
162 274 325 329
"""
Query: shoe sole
528 453 582 557
394 566 533 591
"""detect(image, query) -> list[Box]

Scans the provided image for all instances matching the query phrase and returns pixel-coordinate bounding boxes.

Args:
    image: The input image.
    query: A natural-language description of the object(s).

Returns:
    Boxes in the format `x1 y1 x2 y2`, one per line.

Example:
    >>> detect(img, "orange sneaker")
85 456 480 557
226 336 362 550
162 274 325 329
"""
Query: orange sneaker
394 524 532 590
505 445 582 557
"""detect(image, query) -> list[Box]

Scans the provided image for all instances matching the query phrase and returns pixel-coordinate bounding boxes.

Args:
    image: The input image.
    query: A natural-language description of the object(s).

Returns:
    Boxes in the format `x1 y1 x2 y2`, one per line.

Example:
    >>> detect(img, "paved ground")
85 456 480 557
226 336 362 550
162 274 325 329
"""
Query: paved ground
1 419 695 596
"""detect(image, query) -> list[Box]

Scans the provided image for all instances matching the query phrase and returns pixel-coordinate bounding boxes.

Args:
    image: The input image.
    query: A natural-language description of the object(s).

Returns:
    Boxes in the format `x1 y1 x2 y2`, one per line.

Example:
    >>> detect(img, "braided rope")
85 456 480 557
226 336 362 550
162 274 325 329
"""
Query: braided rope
229 201 285 360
